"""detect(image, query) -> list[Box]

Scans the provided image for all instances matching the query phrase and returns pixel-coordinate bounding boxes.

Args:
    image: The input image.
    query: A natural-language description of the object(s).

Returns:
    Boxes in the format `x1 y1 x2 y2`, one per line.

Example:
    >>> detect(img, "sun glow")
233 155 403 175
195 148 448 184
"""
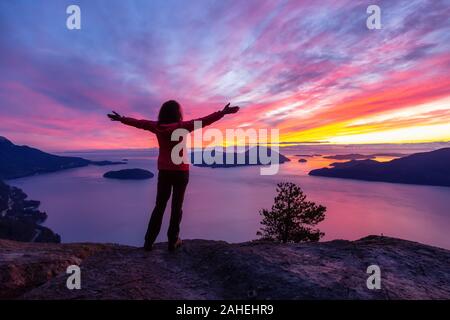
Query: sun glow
328 123 450 144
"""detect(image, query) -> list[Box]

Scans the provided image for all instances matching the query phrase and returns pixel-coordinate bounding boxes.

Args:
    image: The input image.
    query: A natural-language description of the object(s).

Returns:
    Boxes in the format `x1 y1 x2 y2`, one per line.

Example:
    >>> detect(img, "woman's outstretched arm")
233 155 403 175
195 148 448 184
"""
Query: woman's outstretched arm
182 103 239 132
107 111 157 133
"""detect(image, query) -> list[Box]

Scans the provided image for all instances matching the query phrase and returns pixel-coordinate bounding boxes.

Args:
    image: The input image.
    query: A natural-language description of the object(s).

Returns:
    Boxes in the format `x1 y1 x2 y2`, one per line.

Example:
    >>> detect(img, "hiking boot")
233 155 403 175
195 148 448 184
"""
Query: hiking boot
144 241 153 252
168 238 182 252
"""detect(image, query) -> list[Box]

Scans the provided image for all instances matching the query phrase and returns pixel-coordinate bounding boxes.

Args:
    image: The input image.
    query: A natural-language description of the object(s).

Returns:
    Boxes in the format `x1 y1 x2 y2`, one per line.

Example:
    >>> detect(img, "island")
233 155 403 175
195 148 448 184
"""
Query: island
309 148 450 187
298 158 307 163
103 168 154 180
190 146 290 168
323 153 376 160
295 154 322 157
0 180 60 243
323 153 406 160
0 136 126 180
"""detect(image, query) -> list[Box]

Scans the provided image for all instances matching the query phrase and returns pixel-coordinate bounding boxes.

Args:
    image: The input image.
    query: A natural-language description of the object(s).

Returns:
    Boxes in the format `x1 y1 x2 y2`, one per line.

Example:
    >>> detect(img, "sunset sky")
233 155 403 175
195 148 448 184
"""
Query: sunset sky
0 0 449 151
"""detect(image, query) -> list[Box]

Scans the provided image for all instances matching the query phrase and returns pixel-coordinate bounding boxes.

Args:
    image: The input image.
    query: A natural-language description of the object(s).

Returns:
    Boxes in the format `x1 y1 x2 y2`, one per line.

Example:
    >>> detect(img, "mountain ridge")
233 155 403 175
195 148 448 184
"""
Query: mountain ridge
309 148 450 187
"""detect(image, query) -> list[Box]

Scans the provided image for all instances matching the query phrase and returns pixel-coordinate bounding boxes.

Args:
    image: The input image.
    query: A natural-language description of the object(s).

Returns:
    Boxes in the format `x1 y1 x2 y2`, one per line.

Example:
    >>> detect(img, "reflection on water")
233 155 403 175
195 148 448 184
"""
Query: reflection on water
8 145 450 249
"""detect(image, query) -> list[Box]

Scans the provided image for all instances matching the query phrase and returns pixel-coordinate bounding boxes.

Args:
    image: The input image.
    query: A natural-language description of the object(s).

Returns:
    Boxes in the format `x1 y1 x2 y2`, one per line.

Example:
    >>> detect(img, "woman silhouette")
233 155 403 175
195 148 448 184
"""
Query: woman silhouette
108 101 239 251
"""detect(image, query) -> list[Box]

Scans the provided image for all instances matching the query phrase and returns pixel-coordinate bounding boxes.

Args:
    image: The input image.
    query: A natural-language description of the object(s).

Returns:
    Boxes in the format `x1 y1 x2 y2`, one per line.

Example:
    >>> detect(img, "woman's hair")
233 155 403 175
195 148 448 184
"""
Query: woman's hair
158 100 183 124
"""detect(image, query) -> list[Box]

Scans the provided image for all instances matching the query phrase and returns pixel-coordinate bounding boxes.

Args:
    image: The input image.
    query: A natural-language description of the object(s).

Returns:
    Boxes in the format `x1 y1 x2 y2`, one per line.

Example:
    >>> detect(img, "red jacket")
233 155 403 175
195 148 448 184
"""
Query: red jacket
121 111 224 171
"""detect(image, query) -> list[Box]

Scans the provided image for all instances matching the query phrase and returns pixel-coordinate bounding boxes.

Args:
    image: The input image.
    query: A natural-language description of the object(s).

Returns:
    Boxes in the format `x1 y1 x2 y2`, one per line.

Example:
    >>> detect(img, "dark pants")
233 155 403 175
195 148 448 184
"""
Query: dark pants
145 170 189 245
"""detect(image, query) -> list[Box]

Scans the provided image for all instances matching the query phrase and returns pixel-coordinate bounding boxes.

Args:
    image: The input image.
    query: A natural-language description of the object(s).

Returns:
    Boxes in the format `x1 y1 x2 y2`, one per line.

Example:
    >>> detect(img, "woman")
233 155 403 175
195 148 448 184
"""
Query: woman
107 101 239 251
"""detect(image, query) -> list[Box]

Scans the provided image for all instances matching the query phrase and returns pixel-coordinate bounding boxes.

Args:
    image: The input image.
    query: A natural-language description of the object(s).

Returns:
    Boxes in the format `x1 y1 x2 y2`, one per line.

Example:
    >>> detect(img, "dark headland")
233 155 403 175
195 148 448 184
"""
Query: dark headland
0 136 125 180
0 136 127 242
309 148 450 187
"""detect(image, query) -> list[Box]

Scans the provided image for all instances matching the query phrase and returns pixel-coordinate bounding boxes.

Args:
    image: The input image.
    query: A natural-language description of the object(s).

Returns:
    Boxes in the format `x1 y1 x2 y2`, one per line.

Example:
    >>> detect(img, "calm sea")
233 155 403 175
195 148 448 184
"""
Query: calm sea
8 144 450 249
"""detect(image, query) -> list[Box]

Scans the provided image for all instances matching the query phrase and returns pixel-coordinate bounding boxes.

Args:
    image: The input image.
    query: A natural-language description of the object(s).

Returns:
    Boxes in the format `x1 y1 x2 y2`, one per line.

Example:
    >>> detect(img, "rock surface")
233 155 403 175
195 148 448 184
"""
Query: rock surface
1 236 449 300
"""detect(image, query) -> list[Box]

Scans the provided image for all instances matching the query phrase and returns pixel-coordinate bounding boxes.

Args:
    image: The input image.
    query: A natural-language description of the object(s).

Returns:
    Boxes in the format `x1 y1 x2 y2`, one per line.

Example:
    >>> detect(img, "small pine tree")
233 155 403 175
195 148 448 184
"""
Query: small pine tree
257 182 326 243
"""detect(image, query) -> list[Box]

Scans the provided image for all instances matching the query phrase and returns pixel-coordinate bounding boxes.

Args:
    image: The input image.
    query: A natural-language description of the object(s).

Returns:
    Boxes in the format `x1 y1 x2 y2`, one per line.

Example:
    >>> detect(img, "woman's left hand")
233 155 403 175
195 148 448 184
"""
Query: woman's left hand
222 103 240 114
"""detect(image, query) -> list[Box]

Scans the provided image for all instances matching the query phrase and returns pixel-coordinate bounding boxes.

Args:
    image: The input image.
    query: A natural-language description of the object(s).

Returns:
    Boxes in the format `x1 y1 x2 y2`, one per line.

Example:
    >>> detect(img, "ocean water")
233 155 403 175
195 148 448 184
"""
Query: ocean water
8 144 450 249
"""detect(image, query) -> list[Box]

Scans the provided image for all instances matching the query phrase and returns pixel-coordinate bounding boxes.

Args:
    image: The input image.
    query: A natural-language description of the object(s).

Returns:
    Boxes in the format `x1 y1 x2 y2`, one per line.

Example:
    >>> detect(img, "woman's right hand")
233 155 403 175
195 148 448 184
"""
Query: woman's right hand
222 103 240 114
107 111 122 121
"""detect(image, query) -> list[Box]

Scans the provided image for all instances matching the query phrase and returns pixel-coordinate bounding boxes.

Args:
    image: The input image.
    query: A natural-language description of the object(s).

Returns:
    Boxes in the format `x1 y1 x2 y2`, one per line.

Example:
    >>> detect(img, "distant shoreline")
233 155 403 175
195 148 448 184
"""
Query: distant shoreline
41 141 450 154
